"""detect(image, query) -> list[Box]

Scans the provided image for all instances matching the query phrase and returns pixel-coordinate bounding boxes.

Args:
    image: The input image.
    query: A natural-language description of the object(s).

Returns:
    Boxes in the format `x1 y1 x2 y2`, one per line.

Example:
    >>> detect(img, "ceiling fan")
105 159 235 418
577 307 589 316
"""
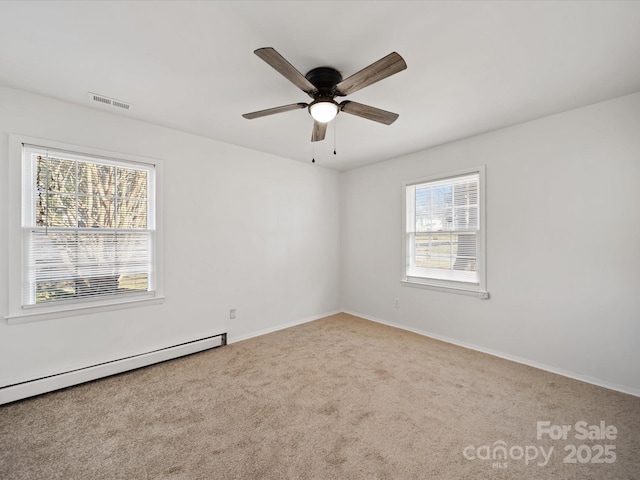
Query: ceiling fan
242 47 407 142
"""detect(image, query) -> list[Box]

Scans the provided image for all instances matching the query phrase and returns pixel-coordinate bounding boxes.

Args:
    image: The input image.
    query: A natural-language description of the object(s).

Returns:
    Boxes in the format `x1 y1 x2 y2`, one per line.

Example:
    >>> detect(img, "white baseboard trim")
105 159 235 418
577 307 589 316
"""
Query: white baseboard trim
0 334 225 405
1 309 342 405
228 310 342 345
343 310 640 398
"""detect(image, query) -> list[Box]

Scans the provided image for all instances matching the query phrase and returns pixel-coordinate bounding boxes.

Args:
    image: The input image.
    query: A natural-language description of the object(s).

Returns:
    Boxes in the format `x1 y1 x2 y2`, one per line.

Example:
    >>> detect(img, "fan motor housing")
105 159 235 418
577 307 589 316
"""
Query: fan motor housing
305 67 342 96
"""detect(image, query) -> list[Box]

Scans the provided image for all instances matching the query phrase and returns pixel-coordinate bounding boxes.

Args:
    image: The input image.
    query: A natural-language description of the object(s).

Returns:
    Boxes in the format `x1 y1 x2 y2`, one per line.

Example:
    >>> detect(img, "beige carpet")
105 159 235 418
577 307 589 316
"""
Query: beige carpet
1 313 639 479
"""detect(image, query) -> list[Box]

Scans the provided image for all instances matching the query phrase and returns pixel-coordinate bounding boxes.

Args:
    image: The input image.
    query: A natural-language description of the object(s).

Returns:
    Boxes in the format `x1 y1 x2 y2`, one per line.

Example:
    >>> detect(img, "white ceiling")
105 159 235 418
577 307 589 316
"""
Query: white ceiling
1 1 639 171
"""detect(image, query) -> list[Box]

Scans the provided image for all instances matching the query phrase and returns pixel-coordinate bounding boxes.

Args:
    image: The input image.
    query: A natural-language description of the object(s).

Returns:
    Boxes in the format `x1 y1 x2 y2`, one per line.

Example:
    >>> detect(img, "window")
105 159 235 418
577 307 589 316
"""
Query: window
403 166 487 296
8 137 163 321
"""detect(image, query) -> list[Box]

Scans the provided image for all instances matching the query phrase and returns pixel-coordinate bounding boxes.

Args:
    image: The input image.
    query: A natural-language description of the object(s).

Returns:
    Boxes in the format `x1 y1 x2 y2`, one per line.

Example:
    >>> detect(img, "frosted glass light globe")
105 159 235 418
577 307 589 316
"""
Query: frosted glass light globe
309 101 338 123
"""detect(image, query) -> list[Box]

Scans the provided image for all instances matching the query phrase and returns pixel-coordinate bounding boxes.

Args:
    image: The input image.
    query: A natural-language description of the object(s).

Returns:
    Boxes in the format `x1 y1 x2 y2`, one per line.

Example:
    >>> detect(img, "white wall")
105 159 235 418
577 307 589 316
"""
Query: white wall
341 92 640 395
2 84 638 397
0 86 341 387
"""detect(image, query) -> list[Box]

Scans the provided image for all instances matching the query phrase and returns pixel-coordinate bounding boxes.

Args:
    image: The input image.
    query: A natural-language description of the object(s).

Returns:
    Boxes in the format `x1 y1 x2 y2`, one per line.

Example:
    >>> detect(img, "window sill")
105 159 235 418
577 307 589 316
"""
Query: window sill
5 294 166 325
401 279 489 299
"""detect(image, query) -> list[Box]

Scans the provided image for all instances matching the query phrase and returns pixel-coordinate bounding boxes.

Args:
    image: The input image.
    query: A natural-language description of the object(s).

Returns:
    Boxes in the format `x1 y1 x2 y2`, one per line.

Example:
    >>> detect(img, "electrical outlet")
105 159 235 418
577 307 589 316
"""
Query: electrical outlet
229 308 236 319
394 298 400 308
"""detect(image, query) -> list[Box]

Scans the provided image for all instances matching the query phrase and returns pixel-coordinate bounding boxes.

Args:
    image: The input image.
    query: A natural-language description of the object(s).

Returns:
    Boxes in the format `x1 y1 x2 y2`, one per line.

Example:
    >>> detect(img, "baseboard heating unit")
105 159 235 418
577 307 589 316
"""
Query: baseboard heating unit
0 333 227 405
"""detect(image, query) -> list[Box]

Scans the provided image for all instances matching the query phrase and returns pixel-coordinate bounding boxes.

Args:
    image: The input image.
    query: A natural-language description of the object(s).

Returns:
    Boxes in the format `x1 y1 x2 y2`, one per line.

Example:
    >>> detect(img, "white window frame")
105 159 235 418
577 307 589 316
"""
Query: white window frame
6 135 164 324
401 166 488 298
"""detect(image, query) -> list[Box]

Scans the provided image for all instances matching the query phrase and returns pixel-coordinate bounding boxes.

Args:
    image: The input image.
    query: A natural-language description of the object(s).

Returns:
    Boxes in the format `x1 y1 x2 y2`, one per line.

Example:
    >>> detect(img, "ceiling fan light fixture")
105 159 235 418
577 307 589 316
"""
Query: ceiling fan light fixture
243 48 406 142
309 99 339 123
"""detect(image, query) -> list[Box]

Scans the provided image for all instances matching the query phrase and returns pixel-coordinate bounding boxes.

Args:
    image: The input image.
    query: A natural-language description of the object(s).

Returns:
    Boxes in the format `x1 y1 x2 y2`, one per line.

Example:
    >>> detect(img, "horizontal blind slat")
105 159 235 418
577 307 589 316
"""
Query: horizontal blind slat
407 171 480 283
22 144 155 306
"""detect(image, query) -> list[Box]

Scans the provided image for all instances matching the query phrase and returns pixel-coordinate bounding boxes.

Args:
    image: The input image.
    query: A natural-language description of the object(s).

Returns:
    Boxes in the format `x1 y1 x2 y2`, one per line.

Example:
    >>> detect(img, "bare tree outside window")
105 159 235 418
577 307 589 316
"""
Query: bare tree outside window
29 153 152 304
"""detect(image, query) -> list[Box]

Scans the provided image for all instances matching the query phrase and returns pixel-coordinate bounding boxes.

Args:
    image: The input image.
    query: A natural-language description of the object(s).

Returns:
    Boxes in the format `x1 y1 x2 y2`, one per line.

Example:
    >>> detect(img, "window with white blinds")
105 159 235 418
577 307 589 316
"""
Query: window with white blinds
403 166 486 295
21 144 157 307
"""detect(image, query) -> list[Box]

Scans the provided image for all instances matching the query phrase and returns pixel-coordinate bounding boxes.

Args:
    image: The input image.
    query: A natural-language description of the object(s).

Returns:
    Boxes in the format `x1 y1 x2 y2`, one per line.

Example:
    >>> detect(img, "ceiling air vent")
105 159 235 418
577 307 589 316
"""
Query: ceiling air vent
88 92 132 110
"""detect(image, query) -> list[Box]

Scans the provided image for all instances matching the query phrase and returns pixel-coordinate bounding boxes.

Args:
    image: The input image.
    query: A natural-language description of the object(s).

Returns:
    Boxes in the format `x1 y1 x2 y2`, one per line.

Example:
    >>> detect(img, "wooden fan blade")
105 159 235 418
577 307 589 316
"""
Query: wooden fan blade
242 103 307 119
254 47 318 94
311 120 327 142
335 52 407 96
340 101 399 125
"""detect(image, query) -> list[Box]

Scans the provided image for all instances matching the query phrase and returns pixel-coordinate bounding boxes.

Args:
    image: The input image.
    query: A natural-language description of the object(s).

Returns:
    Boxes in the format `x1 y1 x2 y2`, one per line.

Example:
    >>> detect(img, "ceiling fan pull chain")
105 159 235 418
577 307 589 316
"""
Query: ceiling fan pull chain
333 118 337 155
312 143 315 163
